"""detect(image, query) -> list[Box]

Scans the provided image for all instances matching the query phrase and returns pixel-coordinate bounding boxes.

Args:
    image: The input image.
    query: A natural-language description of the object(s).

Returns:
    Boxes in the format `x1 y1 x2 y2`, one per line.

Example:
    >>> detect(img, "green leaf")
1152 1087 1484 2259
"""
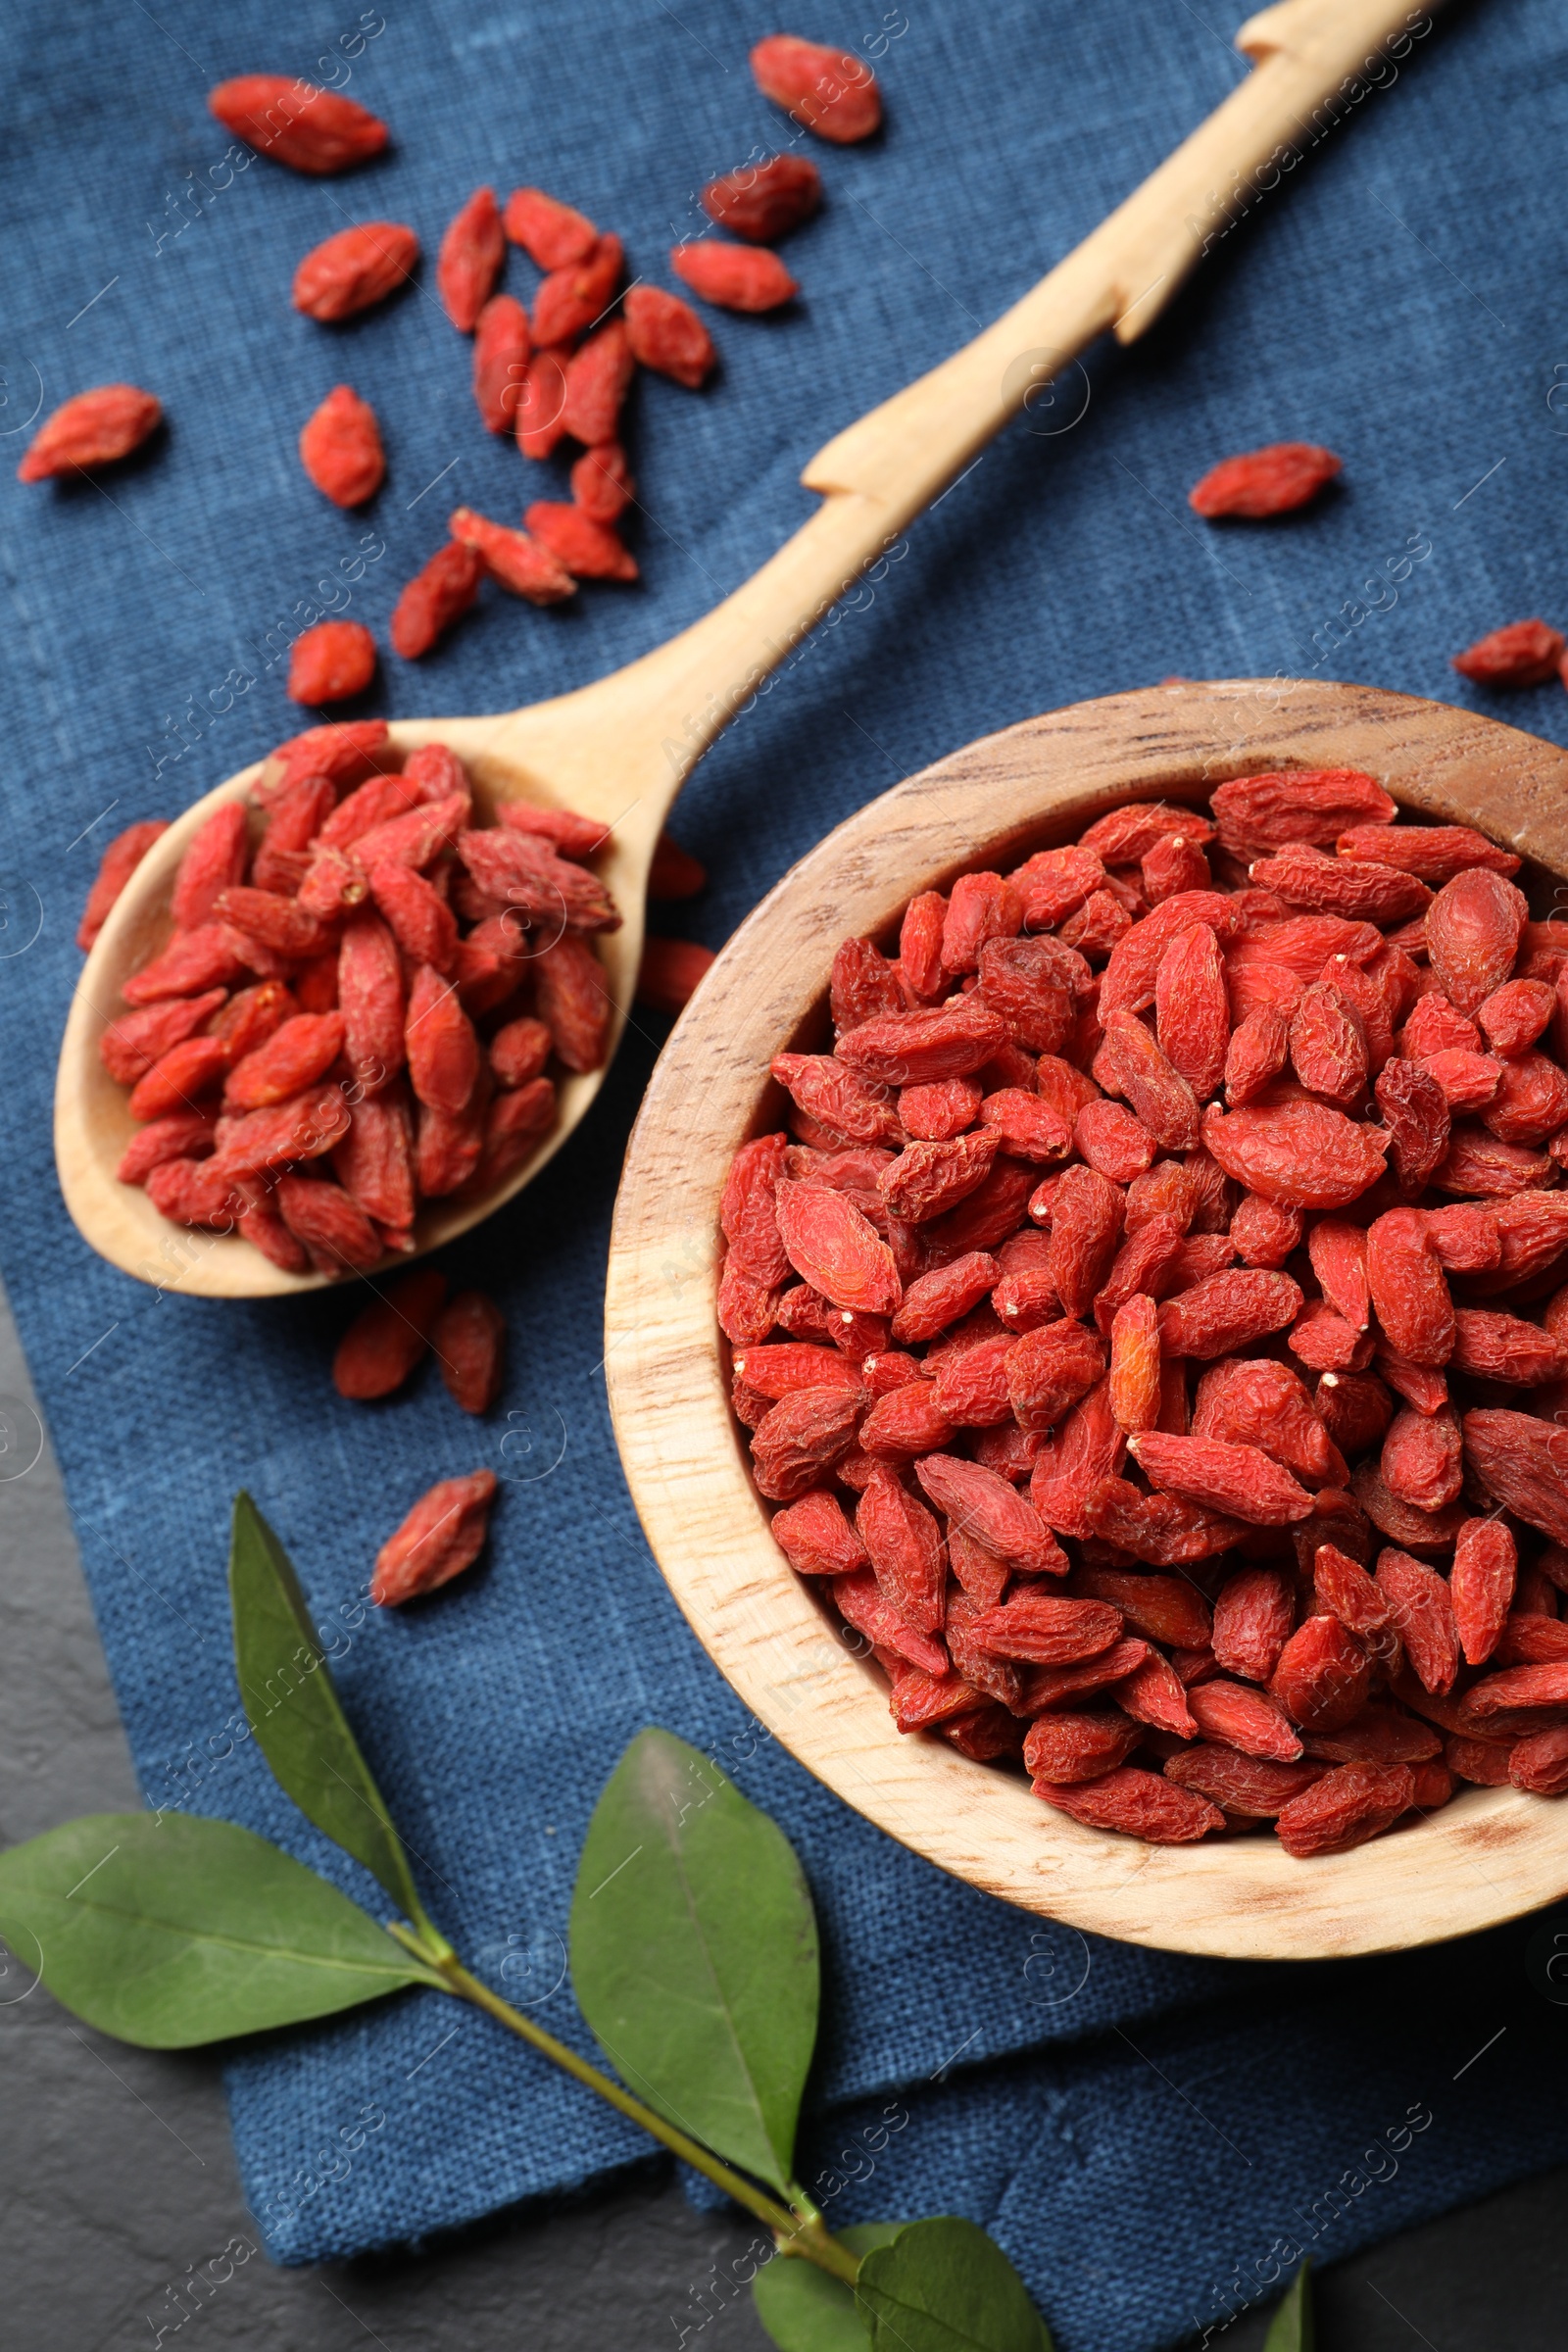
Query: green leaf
1263 2263 1314 2352
229 1492 424 1928
568 1726 818 2194
754 2225 902 2352
0 1812 441 2047
855 2219 1048 2352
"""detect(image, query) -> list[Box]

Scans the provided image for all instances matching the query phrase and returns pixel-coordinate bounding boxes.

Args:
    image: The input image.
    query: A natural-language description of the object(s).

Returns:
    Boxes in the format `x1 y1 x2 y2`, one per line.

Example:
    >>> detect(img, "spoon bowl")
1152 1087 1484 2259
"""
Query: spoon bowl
606 679 1568 1960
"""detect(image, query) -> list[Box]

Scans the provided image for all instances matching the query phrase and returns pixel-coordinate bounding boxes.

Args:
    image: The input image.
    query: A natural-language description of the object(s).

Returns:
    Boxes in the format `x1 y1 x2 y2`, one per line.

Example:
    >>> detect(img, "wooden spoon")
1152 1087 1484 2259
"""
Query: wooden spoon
606 679 1568 1961
56 0 1440 1296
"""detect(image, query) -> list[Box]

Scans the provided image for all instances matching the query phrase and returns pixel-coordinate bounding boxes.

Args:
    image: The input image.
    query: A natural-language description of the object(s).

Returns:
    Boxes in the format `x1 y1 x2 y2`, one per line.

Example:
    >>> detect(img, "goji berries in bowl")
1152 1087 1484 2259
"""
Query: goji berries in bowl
57 718 644 1296
607 679 1568 1959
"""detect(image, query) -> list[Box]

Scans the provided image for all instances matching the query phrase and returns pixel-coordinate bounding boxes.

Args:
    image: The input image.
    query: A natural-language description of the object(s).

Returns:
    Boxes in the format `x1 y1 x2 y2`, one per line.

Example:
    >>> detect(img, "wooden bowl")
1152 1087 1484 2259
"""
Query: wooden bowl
605 681 1568 1960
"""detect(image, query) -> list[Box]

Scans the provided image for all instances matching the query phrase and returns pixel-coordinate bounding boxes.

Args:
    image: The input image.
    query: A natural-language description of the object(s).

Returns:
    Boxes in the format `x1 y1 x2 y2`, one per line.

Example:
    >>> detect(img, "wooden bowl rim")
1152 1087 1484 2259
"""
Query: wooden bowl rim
605 679 1568 1960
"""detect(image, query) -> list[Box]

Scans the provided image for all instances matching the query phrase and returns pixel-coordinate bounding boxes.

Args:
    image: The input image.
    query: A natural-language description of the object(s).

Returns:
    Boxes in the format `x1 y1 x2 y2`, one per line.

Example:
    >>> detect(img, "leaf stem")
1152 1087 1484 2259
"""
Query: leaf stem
387 1928 859 2285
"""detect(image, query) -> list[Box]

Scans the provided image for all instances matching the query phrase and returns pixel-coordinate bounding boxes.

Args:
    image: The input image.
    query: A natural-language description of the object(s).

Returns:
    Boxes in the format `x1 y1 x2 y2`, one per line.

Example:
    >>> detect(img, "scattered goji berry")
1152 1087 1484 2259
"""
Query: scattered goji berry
533 232 623 345
292 221 419 320
503 186 598 267
208 75 388 173
523 500 638 581
750 35 882 141
438 186 504 330
298 384 384 506
702 154 822 241
372 1470 498 1605
449 507 576 604
571 441 636 522
390 540 484 658
671 240 799 312
287 619 377 704
623 285 716 387
18 384 162 481
1451 618 1565 686
1189 443 1342 518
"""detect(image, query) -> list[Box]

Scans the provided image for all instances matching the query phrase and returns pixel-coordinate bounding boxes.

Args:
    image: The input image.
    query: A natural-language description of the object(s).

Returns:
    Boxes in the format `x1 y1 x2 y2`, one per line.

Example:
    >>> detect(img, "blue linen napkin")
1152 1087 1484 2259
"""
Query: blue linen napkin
3 1 1568 2344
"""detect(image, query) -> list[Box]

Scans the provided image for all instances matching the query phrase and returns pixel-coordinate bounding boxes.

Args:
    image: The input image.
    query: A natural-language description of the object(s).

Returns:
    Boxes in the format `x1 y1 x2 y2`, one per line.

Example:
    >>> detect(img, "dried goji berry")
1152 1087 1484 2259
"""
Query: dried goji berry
1270 1614 1371 1733
1211 1566 1297 1684
515 348 569 459
18 384 162 481
1189 443 1342 518
751 34 881 140
287 619 376 704
533 232 623 345
372 1469 498 1605
623 285 716 387
914 1453 1064 1575
503 186 598 268
703 154 823 241
470 293 532 433
1209 769 1396 859
427 1290 506 1414
1165 1746 1322 1816
79 819 171 952
1340 822 1522 882
879 1131 998 1221
438 186 504 330
1022 1711 1141 1783
753 1386 864 1501
333 1267 449 1399
770 1489 868 1577
1451 618 1565 686
561 319 635 446
1107 1294 1160 1432
1274 1761 1413 1857
1201 1098 1387 1207
571 441 636 522
117 1109 218 1186
1252 847 1432 926
208 75 387 173
1034 1765 1221 1842
524 501 638 581
390 540 483 658
671 240 799 312
535 935 612 1072
448 507 575 605
292 221 419 320
299 383 384 507
1188 1677 1302 1760
275 1171 383 1273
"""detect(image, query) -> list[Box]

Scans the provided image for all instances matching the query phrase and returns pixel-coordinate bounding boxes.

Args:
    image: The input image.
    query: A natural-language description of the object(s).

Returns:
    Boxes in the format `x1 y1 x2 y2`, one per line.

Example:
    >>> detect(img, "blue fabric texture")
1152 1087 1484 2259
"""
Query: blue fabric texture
4 1 1568 2344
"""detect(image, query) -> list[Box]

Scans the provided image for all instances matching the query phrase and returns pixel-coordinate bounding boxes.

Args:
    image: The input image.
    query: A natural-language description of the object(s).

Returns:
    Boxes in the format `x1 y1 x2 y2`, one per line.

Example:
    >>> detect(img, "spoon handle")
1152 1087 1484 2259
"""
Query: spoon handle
515 0 1443 819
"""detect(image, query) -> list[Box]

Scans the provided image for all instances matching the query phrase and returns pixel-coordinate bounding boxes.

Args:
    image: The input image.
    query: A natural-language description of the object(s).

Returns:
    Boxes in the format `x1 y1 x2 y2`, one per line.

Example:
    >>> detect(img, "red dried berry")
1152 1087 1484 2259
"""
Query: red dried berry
1451 618 1565 686
1189 443 1342 518
524 501 638 582
438 186 504 331
702 154 822 241
450 507 576 605
623 285 716 388
208 75 388 173
533 232 623 346
390 541 483 659
292 222 419 321
78 820 170 951
571 441 636 522
750 34 881 141
671 240 799 312
287 619 376 705
18 384 162 481
503 187 598 268
372 1470 498 1605
334 1268 449 1399
1274 1762 1413 1857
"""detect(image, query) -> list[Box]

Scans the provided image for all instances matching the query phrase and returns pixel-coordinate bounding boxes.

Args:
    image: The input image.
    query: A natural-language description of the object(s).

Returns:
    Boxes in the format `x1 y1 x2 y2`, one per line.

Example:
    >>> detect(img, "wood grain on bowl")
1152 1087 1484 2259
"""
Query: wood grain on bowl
605 681 1568 1960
